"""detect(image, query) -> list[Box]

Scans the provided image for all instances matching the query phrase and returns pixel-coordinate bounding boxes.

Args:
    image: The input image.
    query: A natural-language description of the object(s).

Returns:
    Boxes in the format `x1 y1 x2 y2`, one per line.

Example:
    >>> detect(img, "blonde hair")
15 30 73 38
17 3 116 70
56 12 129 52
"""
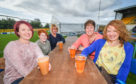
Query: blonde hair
51 24 58 33
103 20 130 45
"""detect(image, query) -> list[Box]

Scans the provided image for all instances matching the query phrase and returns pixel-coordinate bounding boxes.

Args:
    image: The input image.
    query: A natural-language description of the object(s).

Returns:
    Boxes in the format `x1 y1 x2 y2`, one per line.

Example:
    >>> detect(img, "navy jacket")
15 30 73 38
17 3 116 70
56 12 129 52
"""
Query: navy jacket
48 33 65 50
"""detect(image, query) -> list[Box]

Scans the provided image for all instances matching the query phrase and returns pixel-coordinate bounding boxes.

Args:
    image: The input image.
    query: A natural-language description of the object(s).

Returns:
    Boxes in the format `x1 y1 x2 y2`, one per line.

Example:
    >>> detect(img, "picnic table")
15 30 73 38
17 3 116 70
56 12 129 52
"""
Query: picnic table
20 36 107 84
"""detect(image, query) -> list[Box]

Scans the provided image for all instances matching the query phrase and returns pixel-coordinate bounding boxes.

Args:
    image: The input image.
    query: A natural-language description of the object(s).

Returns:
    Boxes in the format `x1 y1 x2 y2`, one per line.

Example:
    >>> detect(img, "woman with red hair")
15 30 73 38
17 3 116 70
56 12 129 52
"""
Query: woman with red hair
3 21 47 84
36 30 51 55
81 20 133 84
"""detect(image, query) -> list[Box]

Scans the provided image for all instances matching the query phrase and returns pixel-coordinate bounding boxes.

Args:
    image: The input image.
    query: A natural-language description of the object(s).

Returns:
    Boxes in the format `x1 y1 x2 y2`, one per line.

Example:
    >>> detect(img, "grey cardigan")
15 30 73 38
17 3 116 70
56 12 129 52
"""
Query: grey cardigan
36 39 51 55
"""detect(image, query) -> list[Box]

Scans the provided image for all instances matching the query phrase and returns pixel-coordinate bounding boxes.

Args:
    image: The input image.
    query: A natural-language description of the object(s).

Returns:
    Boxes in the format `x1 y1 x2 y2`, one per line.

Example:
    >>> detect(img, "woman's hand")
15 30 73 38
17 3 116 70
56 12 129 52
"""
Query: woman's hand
49 63 51 71
57 41 63 46
37 63 51 71
78 46 85 51
68 46 76 53
56 42 59 46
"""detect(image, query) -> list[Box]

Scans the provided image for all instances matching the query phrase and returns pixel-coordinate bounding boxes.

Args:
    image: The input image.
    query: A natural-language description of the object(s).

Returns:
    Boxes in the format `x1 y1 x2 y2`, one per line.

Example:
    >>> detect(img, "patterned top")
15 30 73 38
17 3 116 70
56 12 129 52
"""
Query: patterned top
3 40 45 84
36 39 51 55
96 42 125 75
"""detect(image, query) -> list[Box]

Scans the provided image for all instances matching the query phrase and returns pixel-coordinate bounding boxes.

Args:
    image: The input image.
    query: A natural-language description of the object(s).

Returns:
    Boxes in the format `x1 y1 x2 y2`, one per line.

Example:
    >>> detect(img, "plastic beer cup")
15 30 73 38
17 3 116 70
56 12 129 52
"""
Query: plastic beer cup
70 49 76 58
58 41 63 50
38 56 49 75
75 55 86 73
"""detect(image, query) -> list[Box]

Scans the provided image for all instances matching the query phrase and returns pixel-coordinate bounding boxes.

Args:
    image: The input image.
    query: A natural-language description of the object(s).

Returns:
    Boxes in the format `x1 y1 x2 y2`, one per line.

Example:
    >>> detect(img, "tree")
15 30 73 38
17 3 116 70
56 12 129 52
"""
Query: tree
0 18 15 29
30 18 43 28
44 23 50 28
6 18 16 29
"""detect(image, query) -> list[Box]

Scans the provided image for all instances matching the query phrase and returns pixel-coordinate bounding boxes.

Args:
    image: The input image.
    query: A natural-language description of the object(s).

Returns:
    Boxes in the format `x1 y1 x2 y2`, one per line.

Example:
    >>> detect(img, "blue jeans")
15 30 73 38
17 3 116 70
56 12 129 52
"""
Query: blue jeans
11 77 24 84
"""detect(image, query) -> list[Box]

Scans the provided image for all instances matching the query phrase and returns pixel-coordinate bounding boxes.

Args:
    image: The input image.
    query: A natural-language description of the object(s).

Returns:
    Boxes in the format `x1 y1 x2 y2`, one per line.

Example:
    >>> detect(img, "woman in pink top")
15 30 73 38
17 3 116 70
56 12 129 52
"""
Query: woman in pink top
69 19 103 60
3 21 46 84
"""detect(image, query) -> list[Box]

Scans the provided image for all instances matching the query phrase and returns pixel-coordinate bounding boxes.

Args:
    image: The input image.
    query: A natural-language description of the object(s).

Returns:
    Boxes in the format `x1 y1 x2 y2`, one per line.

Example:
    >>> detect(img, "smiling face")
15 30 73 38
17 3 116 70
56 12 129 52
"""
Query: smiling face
39 32 47 42
52 27 58 34
85 24 95 36
106 25 120 42
18 24 32 41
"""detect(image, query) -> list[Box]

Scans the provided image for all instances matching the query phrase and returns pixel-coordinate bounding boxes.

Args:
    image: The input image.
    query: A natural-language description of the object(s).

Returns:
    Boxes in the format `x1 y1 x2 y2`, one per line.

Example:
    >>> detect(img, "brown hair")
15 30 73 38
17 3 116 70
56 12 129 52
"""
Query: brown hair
51 24 58 33
84 19 95 29
103 20 130 45
14 21 34 37
38 29 48 38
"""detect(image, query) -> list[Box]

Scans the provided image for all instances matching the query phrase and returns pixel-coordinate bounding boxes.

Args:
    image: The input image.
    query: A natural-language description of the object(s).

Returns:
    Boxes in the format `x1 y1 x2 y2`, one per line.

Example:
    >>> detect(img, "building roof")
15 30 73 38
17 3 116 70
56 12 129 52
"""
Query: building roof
51 16 96 24
114 5 136 13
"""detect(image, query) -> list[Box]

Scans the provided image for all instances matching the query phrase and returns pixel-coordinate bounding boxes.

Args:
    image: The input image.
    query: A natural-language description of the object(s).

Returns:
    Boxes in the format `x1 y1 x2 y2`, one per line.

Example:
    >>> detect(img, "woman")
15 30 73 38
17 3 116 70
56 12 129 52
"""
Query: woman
69 19 103 59
48 24 65 50
3 21 46 84
36 30 51 55
81 20 133 84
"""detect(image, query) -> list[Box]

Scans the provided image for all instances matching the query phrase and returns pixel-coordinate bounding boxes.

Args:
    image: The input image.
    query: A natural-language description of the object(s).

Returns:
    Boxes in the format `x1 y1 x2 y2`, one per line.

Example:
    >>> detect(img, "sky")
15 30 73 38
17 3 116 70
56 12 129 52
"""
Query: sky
0 0 136 25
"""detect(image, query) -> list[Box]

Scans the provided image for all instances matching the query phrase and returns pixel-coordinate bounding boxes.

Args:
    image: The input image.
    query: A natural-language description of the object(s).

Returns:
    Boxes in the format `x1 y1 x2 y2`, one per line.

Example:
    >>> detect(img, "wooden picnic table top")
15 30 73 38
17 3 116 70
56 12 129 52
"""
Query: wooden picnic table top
20 36 107 84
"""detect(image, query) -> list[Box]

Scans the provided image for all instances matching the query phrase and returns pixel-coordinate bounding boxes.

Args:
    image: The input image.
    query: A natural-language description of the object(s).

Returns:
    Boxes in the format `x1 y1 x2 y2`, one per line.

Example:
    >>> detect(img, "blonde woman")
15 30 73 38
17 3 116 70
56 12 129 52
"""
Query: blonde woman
48 24 65 50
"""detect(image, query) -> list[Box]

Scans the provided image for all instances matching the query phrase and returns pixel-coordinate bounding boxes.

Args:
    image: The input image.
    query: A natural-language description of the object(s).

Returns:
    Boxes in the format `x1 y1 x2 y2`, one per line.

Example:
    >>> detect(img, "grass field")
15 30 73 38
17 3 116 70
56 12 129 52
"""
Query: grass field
127 72 136 84
0 32 39 57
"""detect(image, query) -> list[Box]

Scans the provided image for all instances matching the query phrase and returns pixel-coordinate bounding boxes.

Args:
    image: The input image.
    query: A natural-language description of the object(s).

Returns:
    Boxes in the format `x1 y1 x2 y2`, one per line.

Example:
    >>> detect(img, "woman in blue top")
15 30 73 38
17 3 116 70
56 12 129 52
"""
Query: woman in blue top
81 20 133 84
48 24 65 50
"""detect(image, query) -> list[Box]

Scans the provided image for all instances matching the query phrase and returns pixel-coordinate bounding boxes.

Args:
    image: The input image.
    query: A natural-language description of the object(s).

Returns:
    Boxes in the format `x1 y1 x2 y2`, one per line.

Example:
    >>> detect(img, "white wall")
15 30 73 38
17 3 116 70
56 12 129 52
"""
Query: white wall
60 24 84 32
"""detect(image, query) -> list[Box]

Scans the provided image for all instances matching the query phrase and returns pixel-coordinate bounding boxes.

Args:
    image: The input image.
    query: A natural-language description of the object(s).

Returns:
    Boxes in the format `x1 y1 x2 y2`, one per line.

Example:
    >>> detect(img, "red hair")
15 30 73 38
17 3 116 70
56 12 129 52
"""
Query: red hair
38 29 48 39
103 20 130 46
14 21 34 37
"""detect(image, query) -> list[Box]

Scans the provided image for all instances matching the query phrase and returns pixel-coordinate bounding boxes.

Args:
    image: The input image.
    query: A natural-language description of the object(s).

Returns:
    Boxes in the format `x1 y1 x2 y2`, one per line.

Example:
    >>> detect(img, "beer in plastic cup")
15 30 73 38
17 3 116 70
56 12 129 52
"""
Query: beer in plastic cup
75 55 86 73
58 41 63 50
38 56 49 75
70 49 76 58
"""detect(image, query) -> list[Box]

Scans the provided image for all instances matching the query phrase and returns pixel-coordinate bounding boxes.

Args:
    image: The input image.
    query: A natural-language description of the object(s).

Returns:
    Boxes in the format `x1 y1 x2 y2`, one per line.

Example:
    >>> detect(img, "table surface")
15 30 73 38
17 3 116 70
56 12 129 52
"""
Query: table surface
20 36 107 84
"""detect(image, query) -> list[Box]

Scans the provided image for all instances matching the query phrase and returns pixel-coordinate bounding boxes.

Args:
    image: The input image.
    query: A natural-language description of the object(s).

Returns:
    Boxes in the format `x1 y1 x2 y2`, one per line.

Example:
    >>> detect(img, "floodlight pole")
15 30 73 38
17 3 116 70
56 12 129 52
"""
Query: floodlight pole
97 0 101 31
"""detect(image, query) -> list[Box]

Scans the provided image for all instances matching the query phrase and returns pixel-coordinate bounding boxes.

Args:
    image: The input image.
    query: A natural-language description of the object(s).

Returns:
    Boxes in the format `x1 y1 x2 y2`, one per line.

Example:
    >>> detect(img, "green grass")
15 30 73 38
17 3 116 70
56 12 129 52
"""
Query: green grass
127 72 136 84
0 34 17 57
0 32 39 57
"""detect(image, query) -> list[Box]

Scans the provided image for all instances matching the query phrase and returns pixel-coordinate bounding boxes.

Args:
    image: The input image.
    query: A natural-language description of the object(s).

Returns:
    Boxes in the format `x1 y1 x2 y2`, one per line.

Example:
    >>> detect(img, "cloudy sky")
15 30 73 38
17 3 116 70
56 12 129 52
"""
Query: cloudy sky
0 0 136 25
